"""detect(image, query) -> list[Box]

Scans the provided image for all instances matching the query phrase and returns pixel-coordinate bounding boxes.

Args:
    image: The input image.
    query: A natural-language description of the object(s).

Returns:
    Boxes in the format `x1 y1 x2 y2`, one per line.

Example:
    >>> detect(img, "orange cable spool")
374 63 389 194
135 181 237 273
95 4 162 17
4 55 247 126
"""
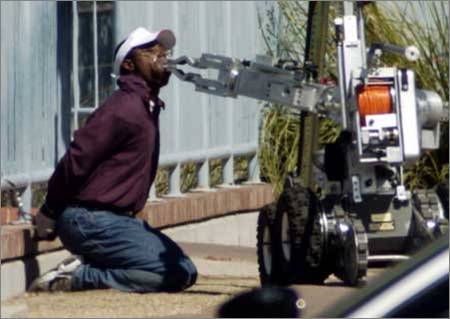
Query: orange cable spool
357 85 393 125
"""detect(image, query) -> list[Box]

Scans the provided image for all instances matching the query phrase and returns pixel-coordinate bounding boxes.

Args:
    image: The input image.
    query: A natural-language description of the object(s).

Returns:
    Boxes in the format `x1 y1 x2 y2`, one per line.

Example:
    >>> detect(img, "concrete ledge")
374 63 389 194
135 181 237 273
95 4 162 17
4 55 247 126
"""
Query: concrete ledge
1 183 274 261
0 208 38 225
165 211 259 247
138 183 274 228
1 208 20 225
1 225 64 261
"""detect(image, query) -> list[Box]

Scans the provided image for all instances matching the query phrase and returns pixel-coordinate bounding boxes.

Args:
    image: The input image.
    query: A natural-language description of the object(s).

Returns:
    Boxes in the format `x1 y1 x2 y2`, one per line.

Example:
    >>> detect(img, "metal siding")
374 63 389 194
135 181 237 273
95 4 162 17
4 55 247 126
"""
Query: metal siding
231 2 260 146
114 1 264 162
1 1 58 183
1 1 265 192
177 1 204 153
205 1 231 149
1 2 12 175
115 2 152 39
154 1 179 156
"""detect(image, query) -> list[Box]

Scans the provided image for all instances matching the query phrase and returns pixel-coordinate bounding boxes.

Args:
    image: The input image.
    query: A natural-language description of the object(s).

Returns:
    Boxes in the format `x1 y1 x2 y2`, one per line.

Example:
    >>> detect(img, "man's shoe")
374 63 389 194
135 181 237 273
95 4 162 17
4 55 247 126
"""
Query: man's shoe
29 273 74 292
28 255 82 292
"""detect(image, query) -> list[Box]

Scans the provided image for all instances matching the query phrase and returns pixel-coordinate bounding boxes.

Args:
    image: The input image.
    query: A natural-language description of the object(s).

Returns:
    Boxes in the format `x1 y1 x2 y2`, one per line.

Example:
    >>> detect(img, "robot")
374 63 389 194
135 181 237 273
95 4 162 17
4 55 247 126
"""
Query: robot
167 2 448 286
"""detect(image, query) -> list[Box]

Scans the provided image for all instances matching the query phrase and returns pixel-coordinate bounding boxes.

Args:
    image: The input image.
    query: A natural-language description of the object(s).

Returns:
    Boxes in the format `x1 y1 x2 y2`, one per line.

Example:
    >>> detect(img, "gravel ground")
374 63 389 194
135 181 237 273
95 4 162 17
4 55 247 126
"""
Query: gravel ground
1 243 385 318
1 245 262 318
2 275 259 318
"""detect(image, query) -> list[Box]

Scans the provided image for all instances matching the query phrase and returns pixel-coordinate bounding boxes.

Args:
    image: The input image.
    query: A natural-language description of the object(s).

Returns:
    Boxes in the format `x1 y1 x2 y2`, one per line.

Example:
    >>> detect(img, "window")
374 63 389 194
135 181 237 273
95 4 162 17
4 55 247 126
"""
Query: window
77 2 115 109
68 1 115 133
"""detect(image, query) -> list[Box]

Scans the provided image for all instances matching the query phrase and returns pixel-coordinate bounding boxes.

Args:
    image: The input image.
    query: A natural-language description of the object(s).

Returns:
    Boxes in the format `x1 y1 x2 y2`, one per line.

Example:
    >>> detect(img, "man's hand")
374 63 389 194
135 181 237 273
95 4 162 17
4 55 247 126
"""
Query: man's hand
34 211 57 241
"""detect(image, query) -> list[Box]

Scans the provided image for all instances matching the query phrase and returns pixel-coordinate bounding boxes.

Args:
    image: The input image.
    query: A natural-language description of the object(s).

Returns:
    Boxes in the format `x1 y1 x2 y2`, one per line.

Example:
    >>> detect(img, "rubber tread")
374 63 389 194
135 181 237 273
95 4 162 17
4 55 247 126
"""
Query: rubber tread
413 189 447 237
257 203 280 286
276 176 332 284
334 212 368 286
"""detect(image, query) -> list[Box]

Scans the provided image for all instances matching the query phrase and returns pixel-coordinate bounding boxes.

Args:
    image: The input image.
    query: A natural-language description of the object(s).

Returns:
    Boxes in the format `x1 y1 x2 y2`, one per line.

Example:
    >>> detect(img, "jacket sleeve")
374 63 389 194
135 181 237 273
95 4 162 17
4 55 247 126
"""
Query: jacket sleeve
41 108 130 219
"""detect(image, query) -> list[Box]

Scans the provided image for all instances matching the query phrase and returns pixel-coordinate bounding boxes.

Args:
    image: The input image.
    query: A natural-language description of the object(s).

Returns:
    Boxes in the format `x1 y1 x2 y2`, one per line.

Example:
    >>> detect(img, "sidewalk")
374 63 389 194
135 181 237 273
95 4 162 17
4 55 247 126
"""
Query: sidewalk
1 243 261 318
1 241 385 318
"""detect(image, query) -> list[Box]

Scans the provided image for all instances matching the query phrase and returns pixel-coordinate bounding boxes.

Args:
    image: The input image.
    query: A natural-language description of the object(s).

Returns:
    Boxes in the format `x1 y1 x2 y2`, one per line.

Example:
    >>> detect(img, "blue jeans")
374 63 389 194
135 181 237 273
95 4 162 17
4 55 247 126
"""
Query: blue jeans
56 207 197 292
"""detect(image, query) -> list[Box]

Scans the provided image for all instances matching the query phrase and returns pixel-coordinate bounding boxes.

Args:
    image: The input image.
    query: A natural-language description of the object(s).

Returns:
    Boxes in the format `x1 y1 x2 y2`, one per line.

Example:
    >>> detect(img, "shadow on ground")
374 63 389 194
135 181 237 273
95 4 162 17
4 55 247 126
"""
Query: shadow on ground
1 276 259 318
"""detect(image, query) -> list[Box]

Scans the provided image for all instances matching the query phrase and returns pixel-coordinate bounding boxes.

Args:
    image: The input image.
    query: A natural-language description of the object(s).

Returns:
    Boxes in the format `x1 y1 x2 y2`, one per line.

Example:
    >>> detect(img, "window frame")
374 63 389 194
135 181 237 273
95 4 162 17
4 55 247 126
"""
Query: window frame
70 1 115 133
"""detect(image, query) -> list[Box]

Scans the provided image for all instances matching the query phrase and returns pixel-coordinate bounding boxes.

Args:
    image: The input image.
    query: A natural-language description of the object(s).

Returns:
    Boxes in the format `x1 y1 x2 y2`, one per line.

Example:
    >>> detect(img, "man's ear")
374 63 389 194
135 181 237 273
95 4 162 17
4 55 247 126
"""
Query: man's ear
121 58 135 72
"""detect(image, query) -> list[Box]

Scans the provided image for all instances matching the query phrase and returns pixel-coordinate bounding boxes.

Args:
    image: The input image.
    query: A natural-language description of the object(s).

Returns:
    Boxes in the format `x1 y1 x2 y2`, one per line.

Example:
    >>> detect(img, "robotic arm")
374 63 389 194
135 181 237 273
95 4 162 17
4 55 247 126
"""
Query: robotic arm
166 6 445 165
166 54 329 113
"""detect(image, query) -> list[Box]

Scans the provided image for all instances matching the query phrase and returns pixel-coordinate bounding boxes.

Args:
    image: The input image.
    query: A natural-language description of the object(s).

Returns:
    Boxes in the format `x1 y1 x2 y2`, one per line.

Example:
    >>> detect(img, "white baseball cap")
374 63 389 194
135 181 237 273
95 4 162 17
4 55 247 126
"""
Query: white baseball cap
113 27 176 76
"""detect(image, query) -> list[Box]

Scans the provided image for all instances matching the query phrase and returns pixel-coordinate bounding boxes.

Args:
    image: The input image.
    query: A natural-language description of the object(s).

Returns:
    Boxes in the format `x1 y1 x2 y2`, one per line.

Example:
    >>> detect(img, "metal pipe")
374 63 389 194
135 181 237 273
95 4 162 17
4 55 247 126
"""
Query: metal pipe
248 154 261 183
1 146 258 190
167 164 183 197
159 144 257 166
357 3 367 69
148 183 157 201
368 43 420 65
167 1 182 197
198 1 210 190
368 255 410 262
93 1 99 109
71 107 95 115
1 169 54 189
343 1 354 15
223 0 234 185
336 20 348 129
72 1 80 131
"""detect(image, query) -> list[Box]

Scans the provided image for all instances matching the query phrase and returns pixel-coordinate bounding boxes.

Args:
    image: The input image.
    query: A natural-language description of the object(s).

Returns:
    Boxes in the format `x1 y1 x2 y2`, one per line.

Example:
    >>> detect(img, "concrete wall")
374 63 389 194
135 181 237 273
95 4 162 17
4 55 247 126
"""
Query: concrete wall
163 211 258 247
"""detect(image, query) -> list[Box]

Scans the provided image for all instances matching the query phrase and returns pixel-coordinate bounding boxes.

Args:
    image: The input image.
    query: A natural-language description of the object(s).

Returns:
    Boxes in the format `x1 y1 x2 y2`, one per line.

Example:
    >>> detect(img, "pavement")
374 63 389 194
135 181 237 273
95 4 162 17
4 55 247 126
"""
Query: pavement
1 242 388 318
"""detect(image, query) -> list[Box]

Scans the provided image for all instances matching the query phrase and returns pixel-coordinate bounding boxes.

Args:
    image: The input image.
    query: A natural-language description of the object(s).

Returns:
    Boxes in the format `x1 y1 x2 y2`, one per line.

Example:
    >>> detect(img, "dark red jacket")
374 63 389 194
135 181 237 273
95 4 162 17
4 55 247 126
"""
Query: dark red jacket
42 74 163 219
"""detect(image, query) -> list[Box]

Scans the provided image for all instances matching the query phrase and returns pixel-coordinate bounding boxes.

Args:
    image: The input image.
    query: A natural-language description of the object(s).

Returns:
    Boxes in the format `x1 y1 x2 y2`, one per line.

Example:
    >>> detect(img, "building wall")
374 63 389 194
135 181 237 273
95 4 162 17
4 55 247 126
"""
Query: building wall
1 2 60 186
0 1 267 200
115 1 264 164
